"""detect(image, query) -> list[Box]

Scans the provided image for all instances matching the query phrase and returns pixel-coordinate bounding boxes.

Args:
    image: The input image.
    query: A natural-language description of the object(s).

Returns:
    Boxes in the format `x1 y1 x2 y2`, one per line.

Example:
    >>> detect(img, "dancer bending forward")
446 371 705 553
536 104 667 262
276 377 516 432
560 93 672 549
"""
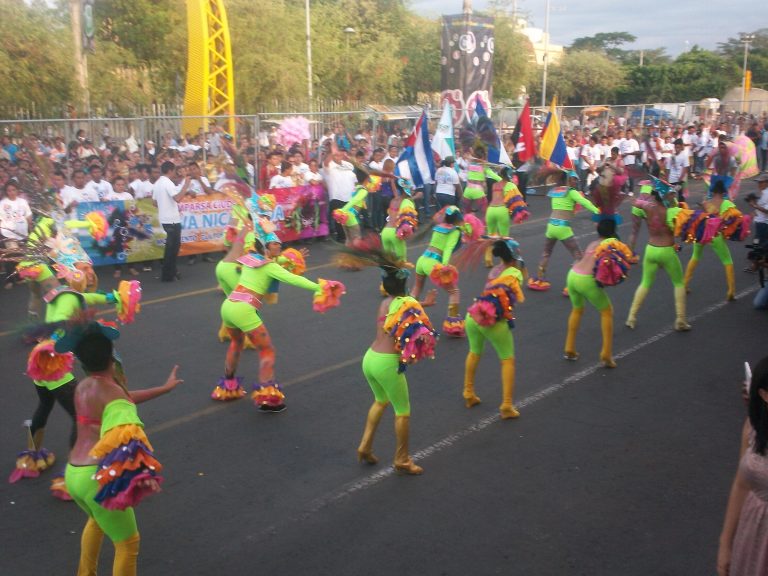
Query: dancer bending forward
463 239 525 419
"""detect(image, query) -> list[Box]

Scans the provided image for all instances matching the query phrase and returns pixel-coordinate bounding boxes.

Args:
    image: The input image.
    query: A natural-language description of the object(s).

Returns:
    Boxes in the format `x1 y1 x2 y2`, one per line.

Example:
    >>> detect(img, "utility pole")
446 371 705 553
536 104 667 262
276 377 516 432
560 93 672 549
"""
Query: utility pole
69 0 90 116
305 0 313 110
463 0 472 15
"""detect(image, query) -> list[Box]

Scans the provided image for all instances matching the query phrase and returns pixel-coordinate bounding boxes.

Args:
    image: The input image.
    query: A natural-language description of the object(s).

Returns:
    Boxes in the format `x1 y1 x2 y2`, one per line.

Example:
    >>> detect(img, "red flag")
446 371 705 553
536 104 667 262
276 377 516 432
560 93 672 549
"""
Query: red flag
511 100 537 163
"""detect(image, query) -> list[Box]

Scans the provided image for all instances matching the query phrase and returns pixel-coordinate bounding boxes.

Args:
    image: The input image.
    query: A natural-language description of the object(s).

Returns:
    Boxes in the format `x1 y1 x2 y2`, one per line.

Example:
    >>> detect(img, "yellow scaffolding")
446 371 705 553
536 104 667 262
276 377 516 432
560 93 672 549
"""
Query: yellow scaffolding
182 0 236 138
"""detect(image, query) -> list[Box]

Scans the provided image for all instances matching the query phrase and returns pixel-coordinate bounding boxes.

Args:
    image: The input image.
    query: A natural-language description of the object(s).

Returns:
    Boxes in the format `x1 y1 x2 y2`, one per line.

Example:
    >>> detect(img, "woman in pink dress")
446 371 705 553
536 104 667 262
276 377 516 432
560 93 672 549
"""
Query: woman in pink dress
718 356 768 576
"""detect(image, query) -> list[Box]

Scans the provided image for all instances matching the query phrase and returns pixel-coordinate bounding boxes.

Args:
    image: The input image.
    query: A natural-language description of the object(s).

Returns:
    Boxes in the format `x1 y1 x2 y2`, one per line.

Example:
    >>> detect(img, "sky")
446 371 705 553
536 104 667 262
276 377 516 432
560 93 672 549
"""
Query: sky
410 0 758 57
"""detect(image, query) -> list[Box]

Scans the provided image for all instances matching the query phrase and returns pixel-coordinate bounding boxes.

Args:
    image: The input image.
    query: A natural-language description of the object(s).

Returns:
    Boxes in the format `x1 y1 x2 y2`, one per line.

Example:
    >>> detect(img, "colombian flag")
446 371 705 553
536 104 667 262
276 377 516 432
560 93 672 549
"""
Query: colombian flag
539 96 573 170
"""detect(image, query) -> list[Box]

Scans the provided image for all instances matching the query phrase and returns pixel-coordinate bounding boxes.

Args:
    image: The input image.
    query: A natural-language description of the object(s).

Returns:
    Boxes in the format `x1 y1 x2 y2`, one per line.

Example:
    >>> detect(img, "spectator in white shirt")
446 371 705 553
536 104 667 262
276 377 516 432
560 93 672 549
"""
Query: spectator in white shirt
186 161 213 196
107 176 134 202
289 151 309 186
579 135 599 192
1 180 32 288
323 141 357 242
269 161 295 189
214 161 241 192
619 129 640 193
129 164 154 199
434 156 462 208
303 159 324 186
153 161 193 282
83 165 114 201
664 138 690 203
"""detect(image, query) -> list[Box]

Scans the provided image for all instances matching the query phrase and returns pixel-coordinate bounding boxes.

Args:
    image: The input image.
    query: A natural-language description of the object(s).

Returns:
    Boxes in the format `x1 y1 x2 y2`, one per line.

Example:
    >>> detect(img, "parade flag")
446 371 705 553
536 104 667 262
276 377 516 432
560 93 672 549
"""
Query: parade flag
539 96 573 170
432 101 456 162
510 100 536 162
396 111 436 187
473 100 511 166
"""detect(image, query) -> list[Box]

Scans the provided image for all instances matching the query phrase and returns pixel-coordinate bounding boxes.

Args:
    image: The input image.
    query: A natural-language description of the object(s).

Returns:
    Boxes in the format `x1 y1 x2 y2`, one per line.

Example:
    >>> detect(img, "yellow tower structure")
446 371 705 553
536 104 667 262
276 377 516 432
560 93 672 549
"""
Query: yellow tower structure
182 0 236 138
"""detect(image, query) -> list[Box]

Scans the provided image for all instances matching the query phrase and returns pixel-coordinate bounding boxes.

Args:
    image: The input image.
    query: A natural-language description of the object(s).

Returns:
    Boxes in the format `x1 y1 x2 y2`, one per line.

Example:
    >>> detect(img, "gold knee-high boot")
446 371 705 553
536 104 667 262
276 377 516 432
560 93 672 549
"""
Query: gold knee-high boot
357 401 388 465
725 264 736 301
499 358 520 419
674 286 691 331
684 259 699 293
564 308 583 360
394 416 423 475
76 518 104 576
463 352 482 407
484 246 494 268
113 533 140 576
600 308 616 368
218 322 230 342
625 286 649 329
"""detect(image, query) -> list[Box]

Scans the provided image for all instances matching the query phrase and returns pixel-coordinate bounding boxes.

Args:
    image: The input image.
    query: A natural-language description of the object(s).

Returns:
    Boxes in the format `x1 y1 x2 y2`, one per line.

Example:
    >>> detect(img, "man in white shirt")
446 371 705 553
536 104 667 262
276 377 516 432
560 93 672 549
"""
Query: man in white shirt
153 161 193 282
107 176 134 202
323 141 357 241
186 161 213 196
290 151 310 186
748 173 768 255
664 138 689 203
62 169 96 214
269 161 295 189
619 129 640 193
579 135 599 192
83 165 114 201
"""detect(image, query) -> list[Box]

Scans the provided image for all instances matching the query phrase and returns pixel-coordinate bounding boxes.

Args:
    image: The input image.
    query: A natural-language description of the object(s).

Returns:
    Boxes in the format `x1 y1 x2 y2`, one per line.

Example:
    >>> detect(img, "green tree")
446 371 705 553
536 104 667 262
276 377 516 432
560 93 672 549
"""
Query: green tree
546 50 625 105
718 28 768 88
491 16 536 102
0 0 74 115
570 32 636 60
398 15 441 102
668 47 740 100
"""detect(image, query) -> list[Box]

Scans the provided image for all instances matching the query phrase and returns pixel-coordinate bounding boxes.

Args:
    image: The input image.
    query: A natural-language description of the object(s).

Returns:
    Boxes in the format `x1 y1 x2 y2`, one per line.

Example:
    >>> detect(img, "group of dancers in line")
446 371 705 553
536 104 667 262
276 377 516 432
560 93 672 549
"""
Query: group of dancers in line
3 156 752 574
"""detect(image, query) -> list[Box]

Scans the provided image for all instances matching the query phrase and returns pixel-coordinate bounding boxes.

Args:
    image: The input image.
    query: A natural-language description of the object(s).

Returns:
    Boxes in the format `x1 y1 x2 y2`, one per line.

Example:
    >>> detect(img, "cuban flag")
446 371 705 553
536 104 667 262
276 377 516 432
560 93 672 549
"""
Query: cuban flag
396 110 435 188
473 100 512 166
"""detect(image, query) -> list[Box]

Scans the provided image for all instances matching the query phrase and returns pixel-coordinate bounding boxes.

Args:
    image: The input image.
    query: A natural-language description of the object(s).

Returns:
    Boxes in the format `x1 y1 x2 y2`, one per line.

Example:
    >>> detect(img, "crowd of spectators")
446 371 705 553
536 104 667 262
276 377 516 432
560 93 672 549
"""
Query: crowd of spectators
1 110 767 288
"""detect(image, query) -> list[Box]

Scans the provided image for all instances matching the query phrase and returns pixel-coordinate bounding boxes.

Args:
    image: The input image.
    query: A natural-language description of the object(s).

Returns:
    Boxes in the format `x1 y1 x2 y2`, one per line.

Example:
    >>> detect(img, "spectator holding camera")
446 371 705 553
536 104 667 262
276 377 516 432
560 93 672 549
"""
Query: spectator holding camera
748 174 768 253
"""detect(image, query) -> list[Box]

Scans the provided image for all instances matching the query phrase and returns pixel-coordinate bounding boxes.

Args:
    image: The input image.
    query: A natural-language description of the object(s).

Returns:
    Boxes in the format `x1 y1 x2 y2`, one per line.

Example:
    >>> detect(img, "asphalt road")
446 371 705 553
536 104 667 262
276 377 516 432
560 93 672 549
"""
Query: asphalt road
1 180 766 576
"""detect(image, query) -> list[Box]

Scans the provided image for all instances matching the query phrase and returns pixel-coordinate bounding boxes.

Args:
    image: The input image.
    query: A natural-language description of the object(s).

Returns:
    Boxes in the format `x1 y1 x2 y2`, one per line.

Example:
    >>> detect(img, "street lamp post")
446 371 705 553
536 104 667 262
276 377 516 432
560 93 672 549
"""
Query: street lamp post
541 0 550 109
741 34 755 114
344 27 356 102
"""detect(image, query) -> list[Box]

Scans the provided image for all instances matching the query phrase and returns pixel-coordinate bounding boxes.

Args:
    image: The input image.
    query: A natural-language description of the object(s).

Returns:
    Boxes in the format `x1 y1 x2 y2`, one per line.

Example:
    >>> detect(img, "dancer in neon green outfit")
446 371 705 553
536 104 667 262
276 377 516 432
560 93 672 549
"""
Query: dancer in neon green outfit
463 239 525 419
411 206 468 336
59 321 180 576
528 170 600 291
484 166 529 267
462 148 500 218
381 179 418 262
357 262 436 475
626 181 691 331
683 180 740 301
563 220 634 368
214 226 345 411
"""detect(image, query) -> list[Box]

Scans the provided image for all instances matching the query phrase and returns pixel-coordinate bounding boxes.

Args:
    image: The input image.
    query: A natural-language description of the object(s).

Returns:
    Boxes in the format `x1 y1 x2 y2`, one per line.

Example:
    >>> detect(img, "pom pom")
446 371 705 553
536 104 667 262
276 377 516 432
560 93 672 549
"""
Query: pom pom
461 213 485 241
593 239 635 287
278 248 306 276
674 209 720 245
85 211 109 242
506 195 530 224
468 300 498 326
115 280 142 324
27 340 74 381
332 209 350 226
395 205 419 240
276 116 311 148
211 376 246 401
8 449 55 483
313 279 346 312
17 264 44 281
429 264 459 289
382 297 437 371
251 380 285 407
719 208 751 241
442 316 466 338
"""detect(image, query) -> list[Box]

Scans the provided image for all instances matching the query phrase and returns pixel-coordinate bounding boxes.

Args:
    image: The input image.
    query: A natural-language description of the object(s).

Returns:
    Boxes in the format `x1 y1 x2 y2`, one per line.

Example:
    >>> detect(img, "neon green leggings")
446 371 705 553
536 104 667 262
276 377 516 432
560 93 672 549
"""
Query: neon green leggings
640 244 684 289
567 270 611 311
381 227 407 261
65 464 138 542
415 254 439 277
221 299 263 332
690 235 733 265
545 222 575 241
465 316 515 360
486 205 510 237
362 349 410 416
215 261 241 296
